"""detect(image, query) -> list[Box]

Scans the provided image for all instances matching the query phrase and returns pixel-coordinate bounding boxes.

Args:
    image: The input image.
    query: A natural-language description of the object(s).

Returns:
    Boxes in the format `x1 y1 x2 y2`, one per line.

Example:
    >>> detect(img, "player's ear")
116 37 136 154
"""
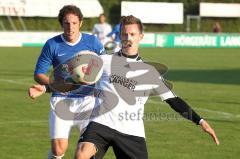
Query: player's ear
140 33 144 40
79 21 83 28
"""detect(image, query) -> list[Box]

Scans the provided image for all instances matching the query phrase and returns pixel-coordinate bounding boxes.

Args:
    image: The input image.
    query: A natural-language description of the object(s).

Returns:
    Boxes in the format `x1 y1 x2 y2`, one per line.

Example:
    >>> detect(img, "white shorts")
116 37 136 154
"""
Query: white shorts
49 96 95 139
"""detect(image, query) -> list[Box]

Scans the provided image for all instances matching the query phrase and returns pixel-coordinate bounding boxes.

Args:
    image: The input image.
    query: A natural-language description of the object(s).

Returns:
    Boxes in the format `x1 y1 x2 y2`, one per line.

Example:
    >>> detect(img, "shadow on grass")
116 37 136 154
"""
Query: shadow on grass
165 69 240 85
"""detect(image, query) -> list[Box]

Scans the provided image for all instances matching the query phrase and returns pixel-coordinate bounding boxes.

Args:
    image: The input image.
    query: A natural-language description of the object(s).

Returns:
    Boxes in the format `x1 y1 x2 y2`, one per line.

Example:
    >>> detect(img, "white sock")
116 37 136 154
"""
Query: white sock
48 150 64 159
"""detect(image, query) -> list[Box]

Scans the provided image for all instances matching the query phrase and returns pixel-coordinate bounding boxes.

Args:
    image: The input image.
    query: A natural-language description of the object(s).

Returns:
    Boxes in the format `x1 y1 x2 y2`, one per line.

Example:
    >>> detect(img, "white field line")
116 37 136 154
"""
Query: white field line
0 79 239 121
0 120 48 125
147 98 240 119
0 78 32 86
195 108 233 116
0 107 239 125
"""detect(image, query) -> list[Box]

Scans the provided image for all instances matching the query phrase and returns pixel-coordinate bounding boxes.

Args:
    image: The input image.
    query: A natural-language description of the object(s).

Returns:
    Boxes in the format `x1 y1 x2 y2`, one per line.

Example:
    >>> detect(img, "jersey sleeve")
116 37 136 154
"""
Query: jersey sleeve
34 42 53 75
92 25 97 35
108 24 112 34
93 36 105 55
149 68 176 101
107 25 117 37
156 76 177 101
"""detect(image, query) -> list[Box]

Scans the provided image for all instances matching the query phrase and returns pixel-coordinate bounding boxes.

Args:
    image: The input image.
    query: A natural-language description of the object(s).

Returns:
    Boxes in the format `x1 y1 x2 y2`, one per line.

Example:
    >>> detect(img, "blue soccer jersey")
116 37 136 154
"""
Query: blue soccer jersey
34 33 104 97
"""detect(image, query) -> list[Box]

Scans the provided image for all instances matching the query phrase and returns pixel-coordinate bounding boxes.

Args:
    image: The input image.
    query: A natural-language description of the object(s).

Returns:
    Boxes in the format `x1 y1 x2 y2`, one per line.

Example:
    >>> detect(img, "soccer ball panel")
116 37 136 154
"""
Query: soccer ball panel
69 51 103 84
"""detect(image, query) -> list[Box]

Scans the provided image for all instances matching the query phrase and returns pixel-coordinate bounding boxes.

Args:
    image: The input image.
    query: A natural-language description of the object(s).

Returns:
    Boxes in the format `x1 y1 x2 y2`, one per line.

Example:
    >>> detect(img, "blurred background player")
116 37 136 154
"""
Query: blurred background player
213 21 222 33
92 13 112 46
75 15 219 159
29 5 104 159
107 20 121 52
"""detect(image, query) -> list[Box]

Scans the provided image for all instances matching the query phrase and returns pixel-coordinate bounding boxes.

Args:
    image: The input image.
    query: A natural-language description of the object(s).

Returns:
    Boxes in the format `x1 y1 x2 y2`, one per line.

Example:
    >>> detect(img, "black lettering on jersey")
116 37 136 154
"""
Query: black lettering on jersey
109 74 137 91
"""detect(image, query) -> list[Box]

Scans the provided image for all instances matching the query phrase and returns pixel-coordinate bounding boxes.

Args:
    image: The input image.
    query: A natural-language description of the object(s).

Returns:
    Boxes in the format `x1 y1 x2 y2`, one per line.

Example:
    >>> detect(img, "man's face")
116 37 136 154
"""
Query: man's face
62 13 82 43
120 24 143 54
99 15 106 24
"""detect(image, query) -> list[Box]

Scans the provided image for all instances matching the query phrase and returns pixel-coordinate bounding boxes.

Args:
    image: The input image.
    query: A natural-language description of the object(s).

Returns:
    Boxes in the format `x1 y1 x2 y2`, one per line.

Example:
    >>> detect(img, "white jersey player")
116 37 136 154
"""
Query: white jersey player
92 14 112 46
75 15 220 159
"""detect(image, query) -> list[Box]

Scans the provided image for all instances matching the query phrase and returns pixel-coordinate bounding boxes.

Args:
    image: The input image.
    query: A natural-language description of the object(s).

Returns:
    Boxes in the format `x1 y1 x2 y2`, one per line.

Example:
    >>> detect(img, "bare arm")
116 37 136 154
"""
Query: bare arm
34 73 50 85
29 74 79 99
29 74 50 99
200 119 220 145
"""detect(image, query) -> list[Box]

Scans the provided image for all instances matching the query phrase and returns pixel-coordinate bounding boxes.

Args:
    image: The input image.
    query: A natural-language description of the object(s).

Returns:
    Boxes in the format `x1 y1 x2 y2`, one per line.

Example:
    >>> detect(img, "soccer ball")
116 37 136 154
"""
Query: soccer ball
69 51 103 85
104 41 117 51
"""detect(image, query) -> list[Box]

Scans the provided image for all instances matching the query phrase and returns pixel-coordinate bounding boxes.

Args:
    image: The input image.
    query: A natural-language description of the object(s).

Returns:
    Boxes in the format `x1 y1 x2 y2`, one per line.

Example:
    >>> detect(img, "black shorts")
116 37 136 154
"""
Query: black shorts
79 122 148 159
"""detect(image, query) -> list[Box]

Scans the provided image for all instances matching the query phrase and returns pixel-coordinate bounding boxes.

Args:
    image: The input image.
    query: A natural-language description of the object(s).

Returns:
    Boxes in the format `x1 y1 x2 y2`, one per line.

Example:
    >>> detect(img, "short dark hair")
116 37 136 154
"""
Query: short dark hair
99 13 105 17
120 15 143 33
58 5 83 26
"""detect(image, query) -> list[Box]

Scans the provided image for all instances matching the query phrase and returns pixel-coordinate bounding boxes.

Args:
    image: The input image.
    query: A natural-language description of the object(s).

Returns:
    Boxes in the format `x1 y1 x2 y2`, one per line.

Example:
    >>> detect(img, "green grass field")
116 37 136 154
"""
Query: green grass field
0 47 239 159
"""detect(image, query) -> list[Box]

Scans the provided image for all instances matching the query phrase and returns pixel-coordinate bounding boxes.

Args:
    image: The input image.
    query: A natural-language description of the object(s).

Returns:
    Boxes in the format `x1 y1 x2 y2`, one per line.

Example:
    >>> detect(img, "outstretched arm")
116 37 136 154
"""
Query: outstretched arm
165 97 219 145
199 119 220 145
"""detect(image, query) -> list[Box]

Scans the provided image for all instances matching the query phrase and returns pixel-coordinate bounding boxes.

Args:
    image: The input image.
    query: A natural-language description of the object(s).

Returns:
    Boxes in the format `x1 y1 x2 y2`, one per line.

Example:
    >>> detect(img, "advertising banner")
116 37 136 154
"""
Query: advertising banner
200 3 240 18
121 1 183 24
156 33 240 48
0 32 240 48
0 0 103 17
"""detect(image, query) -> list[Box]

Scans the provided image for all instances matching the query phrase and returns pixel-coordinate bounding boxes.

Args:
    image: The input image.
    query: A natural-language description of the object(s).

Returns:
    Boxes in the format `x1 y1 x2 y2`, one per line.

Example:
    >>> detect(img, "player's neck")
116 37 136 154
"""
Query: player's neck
122 48 139 56
64 32 80 44
121 50 139 58
121 52 138 59
61 33 81 46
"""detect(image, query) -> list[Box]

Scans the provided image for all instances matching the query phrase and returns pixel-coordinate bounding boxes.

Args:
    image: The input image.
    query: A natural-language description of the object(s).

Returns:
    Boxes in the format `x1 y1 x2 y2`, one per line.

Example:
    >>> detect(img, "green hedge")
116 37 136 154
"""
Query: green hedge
0 0 240 32
0 16 98 31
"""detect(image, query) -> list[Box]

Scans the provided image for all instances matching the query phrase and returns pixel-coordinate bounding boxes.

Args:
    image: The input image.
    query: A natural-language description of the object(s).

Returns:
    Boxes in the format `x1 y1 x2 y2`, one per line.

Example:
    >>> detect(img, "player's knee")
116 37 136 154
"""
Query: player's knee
52 147 65 157
75 142 96 159
75 152 92 159
51 140 68 157
75 152 87 159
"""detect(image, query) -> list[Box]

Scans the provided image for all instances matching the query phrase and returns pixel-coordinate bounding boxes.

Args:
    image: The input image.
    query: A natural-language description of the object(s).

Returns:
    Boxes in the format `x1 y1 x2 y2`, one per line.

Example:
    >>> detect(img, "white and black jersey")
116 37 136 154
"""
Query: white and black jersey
79 51 203 159
91 51 176 138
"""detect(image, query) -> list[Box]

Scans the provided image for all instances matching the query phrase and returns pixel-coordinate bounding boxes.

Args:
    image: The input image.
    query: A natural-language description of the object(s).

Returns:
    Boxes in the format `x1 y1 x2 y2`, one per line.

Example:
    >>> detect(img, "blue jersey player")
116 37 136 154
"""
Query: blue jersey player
107 23 121 52
29 5 104 159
